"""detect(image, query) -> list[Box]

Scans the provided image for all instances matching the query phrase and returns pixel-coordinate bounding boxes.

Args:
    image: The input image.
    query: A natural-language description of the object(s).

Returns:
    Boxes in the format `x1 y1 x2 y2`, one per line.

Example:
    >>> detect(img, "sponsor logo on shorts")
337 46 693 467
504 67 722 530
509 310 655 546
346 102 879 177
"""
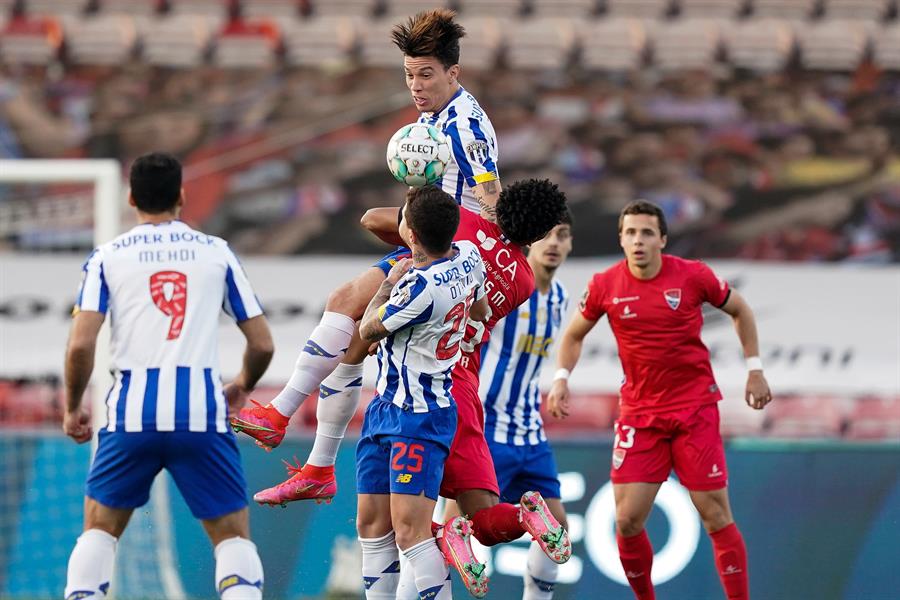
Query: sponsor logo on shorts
395 474 413 484
613 448 626 469
708 463 723 478
664 288 682 310
723 564 743 575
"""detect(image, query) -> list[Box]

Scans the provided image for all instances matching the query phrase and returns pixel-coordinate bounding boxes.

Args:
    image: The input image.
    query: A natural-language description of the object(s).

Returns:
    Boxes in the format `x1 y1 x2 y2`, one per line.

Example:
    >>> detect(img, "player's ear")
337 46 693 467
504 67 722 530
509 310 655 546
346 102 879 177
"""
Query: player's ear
448 64 460 82
176 188 186 208
660 234 667 249
127 193 136 208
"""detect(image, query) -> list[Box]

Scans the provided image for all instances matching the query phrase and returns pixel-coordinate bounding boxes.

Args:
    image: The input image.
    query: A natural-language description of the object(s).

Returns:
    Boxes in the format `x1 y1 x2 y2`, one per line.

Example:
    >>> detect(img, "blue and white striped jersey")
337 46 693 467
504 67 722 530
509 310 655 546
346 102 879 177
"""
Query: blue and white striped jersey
480 280 569 445
417 85 499 215
375 241 485 413
75 220 263 434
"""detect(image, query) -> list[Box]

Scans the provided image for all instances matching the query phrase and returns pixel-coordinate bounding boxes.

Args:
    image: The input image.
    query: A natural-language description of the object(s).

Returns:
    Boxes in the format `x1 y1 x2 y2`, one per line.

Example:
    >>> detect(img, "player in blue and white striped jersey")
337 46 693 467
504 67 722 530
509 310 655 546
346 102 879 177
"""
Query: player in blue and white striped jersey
479 216 574 600
355 186 489 600
63 153 273 600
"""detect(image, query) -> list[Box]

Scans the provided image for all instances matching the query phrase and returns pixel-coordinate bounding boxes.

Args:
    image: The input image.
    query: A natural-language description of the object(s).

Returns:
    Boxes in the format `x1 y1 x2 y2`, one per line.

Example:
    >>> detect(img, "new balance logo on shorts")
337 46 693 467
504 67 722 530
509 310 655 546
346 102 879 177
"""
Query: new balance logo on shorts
395 474 413 484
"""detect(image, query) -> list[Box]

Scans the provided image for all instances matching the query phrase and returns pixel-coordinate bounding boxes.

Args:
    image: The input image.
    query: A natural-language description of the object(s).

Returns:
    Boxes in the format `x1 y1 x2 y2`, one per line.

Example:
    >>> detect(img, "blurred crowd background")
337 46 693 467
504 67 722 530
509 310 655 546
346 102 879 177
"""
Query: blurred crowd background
0 0 898 261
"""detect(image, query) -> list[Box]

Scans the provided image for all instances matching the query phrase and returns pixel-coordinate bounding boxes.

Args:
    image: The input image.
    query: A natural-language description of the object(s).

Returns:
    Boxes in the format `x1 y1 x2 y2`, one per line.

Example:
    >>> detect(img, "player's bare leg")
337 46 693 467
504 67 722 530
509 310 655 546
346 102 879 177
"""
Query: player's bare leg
690 488 749 600
614 482 661 600
357 493 400 599
253 329 371 506
65 499 132 600
393 493 452 599
202 507 263 599
231 268 385 450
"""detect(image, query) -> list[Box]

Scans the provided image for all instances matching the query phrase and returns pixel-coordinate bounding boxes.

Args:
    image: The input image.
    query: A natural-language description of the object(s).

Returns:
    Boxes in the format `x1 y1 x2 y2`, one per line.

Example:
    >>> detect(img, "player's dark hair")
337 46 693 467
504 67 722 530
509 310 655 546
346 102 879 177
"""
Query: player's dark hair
496 179 569 247
129 152 182 214
405 185 460 255
560 207 573 226
618 200 668 237
391 9 466 69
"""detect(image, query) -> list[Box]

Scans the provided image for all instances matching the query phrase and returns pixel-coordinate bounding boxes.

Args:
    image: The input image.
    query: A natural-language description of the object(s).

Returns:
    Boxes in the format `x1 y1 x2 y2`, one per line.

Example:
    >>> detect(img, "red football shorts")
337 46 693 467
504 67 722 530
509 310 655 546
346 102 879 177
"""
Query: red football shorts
610 402 728 491
440 375 500 499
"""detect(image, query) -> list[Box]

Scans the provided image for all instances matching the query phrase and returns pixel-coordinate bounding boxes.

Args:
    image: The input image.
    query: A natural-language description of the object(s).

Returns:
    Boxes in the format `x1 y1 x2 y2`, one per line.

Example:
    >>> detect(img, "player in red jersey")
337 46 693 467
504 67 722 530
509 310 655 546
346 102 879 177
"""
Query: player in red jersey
547 200 772 600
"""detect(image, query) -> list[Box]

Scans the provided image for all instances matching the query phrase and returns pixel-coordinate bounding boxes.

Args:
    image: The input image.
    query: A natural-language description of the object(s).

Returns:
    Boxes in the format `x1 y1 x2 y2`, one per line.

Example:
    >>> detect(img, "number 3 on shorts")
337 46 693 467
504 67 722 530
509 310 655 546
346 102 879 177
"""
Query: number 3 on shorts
614 423 636 449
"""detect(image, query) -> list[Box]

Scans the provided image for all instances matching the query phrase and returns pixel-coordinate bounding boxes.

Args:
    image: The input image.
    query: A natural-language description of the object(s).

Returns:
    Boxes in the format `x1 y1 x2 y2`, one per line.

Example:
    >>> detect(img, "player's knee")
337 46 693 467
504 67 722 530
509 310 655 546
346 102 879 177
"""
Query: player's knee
392 520 430 551
324 282 358 315
615 513 646 537
699 506 733 533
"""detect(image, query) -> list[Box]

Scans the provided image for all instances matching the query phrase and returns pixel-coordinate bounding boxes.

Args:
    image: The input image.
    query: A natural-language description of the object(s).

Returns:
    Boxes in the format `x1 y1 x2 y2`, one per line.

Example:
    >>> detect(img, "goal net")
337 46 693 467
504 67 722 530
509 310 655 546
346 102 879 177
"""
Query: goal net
0 159 186 600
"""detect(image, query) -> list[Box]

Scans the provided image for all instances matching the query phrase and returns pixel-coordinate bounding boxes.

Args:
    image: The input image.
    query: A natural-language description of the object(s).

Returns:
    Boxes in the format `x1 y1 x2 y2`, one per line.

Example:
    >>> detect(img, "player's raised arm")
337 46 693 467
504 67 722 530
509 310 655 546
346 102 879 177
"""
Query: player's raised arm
719 289 772 410
360 257 414 342
63 310 105 443
360 206 403 246
547 312 599 419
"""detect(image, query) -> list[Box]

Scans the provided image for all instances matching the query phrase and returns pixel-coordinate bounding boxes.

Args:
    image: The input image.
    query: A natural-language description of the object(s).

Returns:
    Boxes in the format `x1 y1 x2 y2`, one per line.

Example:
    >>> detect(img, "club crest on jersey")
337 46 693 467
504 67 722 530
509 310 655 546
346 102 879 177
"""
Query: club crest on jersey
664 288 682 310
612 448 626 469
466 139 489 163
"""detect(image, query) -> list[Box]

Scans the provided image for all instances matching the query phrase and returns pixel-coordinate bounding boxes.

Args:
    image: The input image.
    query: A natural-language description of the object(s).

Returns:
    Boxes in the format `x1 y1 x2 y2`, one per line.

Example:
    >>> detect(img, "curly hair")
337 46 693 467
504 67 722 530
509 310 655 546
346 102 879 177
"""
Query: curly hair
391 9 466 69
405 185 460 255
496 179 569 247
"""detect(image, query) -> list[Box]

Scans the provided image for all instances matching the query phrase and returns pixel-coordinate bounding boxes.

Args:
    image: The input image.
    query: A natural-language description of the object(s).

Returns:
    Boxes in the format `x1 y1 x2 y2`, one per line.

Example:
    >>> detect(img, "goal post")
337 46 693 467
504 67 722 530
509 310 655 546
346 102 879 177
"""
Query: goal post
0 159 121 436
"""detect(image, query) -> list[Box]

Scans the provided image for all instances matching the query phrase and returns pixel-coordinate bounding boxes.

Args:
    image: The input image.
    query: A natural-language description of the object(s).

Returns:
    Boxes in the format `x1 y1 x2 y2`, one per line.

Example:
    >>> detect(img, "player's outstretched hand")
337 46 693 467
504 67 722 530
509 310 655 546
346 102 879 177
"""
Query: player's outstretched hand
547 380 570 419
63 409 92 444
223 382 250 419
386 257 413 285
745 371 772 410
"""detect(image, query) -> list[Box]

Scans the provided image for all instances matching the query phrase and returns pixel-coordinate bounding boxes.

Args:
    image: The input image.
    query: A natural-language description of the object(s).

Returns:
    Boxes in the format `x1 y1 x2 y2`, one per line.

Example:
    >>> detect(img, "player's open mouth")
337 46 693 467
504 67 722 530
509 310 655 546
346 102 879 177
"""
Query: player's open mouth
413 96 428 107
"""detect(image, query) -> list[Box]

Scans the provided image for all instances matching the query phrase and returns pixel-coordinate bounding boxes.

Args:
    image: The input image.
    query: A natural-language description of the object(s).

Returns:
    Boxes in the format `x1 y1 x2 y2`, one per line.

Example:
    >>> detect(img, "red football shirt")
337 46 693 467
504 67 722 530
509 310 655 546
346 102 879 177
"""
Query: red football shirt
452 209 535 385
580 254 730 415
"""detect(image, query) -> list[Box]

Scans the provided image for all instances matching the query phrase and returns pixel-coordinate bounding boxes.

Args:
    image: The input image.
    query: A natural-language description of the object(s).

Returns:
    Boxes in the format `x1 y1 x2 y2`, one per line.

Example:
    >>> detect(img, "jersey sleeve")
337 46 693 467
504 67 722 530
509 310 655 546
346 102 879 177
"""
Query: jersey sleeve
74 248 109 314
222 246 264 322
695 262 730 308
445 111 499 189
379 273 434 334
578 274 606 321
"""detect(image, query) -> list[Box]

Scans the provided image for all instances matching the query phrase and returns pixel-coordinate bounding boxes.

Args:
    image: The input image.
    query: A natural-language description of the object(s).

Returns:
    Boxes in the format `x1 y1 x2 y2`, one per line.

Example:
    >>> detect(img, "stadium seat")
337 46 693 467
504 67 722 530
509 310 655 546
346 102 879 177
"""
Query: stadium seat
718 396 766 437
357 17 401 67
844 396 900 440
242 0 305 19
455 16 503 69
139 15 215 68
280 16 358 67
61 15 138 66
765 396 847 438
213 17 281 68
96 0 164 16
752 0 817 19
651 18 722 71
823 0 891 19
530 0 599 18
309 0 379 17
0 14 63 65
797 20 869 70
23 0 90 17
455 0 526 17
605 0 672 17
385 0 454 18
169 0 229 19
578 17 647 71
503 17 578 70
678 0 744 18
722 18 794 71
873 23 900 70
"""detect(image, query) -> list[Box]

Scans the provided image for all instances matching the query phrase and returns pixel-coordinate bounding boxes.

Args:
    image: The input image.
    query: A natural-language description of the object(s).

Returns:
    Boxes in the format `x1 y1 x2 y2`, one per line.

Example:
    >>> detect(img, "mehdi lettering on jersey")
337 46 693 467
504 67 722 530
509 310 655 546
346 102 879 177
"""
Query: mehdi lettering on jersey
139 249 197 263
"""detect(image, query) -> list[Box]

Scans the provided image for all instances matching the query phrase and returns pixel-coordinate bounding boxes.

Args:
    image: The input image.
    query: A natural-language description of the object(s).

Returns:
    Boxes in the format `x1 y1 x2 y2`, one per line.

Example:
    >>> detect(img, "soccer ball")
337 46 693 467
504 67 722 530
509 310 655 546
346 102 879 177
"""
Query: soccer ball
386 123 452 187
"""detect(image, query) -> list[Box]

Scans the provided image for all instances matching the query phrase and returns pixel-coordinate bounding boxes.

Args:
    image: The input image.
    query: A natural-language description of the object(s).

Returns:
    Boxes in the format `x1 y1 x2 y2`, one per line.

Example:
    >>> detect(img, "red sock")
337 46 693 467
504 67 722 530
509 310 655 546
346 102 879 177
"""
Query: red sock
617 530 655 600
302 464 334 478
710 523 749 600
470 504 524 546
431 521 441 537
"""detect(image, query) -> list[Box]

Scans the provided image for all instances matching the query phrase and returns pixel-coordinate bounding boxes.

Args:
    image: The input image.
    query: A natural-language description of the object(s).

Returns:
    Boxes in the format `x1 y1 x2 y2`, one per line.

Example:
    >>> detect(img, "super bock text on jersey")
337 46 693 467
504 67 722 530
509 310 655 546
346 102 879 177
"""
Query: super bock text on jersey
76 220 263 433
418 85 499 213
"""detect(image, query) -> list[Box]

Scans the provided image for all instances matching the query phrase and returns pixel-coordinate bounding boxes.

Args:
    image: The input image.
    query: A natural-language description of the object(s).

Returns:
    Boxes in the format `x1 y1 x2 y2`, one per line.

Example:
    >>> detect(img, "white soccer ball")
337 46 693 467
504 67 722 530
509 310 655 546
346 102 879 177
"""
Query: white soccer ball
386 123 452 187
